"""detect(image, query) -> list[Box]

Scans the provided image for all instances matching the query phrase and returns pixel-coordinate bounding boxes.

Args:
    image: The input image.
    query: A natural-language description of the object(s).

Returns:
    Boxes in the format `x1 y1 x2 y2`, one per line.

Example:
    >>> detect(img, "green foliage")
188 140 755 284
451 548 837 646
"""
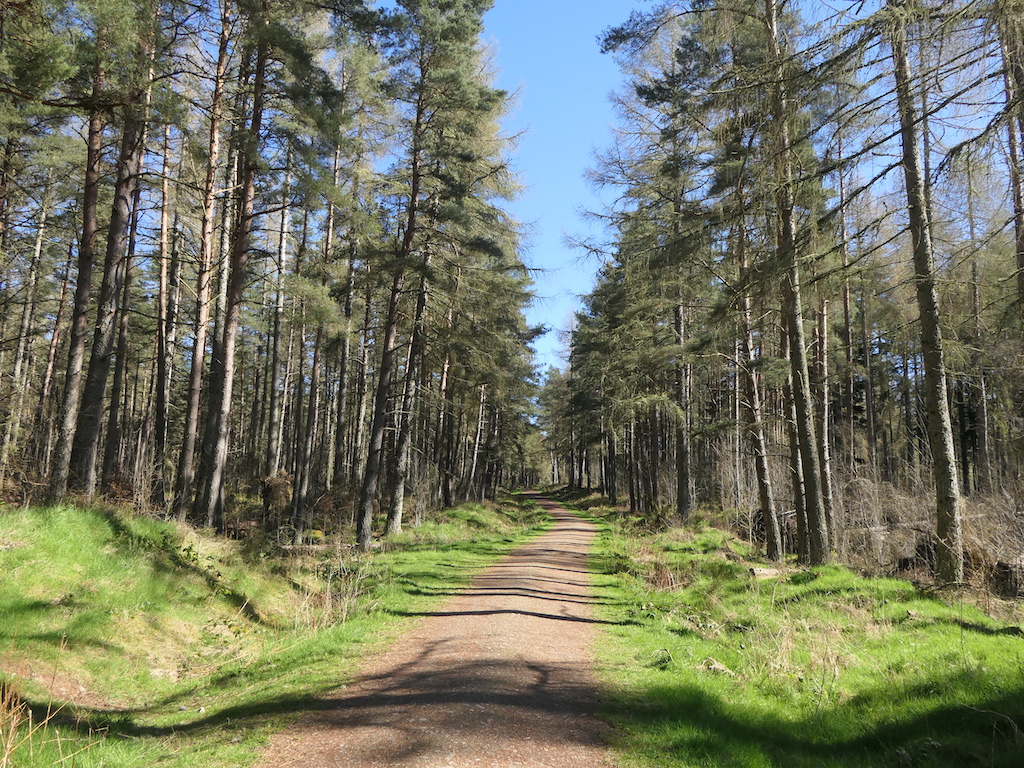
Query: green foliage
589 515 1024 768
0 0 75 101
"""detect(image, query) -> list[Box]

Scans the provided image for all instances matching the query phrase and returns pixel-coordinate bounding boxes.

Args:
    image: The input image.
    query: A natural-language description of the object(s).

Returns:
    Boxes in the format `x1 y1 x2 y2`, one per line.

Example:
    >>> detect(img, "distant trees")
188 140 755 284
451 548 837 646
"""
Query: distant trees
544 0 1024 580
0 0 536 545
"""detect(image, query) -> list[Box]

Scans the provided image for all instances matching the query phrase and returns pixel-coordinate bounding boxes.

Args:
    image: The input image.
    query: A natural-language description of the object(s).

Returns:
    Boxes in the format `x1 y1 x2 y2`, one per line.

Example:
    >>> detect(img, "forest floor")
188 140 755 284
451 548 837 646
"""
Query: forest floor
254 494 614 768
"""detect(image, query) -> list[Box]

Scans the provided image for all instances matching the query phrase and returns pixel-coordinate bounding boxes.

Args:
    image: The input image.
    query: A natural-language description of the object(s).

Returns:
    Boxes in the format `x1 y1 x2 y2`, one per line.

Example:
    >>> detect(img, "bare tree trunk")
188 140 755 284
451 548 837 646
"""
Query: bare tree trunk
465 384 487 500
967 182 992 494
292 324 323 543
173 0 232 520
194 35 269 532
356 267 403 549
352 287 372 489
34 246 71 475
153 126 175 507
782 318 807 561
738 279 782 558
888 1 964 583
974 361 992 493
70 73 150 498
625 420 637 514
386 256 430 536
674 301 692 523
860 291 878 471
330 153 356 490
996 19 1024 311
736 201 782 560
331 248 356 488
264 161 291 480
0 190 47 484
356 87 426 550
433 294 457 508
101 178 143 488
766 0 829 564
50 65 106 503
815 300 835 536
605 430 618 505
836 133 857 473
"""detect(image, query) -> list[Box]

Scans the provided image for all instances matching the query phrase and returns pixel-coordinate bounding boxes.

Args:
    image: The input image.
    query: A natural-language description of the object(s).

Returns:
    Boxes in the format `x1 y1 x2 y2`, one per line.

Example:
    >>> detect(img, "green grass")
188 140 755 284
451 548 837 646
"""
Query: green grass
584 508 1024 768
0 494 549 767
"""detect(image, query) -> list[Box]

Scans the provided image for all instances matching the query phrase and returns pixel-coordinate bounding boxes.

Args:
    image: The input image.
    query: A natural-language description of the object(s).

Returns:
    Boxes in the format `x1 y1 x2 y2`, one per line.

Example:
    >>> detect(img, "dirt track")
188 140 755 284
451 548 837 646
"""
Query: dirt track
255 495 613 767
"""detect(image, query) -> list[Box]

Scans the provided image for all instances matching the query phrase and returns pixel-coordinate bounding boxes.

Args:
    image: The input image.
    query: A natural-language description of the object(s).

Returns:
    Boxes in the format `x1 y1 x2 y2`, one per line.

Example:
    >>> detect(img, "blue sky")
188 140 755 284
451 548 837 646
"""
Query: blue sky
482 0 641 373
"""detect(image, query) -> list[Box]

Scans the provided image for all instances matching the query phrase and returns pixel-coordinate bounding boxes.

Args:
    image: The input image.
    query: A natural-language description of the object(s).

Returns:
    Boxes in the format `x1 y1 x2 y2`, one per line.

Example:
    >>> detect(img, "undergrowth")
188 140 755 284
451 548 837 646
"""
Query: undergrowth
0 493 548 767
581 502 1024 768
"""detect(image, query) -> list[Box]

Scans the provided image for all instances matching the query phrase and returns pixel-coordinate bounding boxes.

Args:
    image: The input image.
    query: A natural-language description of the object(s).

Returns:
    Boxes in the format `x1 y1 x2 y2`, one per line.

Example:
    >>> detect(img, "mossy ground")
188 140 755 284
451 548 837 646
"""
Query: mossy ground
0 495 549 767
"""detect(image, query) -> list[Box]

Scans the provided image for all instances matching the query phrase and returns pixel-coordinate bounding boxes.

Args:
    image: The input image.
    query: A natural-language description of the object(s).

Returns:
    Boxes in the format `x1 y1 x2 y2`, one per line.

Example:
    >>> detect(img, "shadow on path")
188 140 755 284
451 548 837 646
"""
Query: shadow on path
255 493 614 767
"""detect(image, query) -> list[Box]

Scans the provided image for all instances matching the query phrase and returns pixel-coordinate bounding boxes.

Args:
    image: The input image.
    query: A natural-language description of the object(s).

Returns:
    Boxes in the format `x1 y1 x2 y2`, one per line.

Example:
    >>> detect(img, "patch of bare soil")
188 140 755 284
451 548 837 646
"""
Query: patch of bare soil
255 495 614 767
0 657 110 712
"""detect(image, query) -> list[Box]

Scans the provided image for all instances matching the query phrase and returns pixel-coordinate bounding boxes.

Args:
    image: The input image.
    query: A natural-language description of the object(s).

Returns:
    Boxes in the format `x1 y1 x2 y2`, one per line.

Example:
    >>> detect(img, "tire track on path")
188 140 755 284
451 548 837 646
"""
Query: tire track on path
255 493 614 767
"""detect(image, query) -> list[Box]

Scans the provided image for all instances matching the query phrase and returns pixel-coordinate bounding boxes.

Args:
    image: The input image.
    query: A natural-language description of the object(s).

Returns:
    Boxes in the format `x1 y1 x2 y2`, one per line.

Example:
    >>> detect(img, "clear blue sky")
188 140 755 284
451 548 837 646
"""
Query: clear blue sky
483 1 641 373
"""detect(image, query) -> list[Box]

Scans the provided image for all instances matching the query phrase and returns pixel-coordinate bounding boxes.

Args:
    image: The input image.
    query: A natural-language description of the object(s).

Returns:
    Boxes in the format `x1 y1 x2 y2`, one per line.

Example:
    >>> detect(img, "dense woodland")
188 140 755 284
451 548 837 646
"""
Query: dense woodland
541 0 1024 584
0 0 542 550
1 0 1023 585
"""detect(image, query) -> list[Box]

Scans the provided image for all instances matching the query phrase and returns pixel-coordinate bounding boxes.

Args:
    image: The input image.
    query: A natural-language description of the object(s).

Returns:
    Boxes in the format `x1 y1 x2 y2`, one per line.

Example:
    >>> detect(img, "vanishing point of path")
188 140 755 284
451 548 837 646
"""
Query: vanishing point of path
255 494 614 768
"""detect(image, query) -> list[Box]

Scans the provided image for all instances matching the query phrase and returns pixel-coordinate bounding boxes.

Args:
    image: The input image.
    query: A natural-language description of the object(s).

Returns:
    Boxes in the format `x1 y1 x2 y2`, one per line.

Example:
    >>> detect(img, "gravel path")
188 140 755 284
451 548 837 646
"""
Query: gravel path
255 495 614 768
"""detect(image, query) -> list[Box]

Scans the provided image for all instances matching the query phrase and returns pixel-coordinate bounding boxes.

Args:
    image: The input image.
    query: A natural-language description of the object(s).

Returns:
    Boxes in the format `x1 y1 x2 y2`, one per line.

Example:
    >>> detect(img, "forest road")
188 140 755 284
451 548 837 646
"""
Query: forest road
254 494 615 768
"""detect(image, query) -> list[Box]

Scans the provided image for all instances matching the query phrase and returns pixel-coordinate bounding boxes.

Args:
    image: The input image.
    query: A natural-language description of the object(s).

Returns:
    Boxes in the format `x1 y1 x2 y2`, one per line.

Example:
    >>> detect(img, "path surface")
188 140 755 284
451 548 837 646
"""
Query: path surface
255 495 614 768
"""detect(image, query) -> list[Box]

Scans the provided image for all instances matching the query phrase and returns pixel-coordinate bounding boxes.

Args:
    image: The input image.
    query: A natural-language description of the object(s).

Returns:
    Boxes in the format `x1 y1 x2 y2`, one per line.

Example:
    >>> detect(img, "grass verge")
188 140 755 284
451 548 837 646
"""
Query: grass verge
0 493 549 767
577 500 1024 768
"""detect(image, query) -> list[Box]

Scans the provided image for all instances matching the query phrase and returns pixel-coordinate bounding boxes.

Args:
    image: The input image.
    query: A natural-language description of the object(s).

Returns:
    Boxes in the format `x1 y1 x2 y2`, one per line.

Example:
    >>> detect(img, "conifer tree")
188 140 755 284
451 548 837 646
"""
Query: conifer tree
355 0 514 549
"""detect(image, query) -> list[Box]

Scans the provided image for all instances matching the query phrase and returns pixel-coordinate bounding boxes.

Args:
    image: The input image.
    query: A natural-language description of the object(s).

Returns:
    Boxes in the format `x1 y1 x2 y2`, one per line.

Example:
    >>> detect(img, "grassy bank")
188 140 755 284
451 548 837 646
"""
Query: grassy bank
0 495 549 767
577 500 1024 768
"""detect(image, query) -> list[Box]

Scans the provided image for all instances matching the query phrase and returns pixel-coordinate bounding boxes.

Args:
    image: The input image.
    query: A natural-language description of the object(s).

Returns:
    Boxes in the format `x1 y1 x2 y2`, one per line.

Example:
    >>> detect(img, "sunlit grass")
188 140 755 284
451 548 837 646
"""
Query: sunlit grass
0 493 548 767
586 509 1024 768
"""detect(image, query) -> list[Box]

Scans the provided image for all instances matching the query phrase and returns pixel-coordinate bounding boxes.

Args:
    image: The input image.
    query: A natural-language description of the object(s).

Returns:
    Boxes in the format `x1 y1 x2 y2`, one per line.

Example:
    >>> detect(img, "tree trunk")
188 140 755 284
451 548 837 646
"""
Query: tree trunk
434 312 457 508
331 162 356 490
766 0 829 564
606 429 618 505
356 266 404 549
101 176 144 489
0 191 47 485
356 84 426 550
70 67 150 498
292 323 323 543
815 300 835 536
674 301 692 523
781 318 807 561
738 258 782 558
352 285 372 490
173 0 231 520
969 201 992 494
33 246 71 475
888 0 964 583
386 256 431 536
153 125 174 507
264 162 291 480
997 17 1024 312
836 132 858 473
734 186 782 559
193 35 269 532
860 290 878 471
49 65 105 503
465 384 487 501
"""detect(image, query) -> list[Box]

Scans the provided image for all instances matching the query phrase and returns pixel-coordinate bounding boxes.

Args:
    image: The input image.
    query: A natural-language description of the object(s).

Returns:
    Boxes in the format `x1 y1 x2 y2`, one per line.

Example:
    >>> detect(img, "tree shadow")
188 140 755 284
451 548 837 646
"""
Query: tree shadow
606 670 1024 767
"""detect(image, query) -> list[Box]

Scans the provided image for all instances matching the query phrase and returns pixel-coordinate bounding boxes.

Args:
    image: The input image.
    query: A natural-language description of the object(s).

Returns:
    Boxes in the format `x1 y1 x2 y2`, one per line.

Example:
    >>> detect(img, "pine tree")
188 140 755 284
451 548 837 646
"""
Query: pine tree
355 0 514 549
